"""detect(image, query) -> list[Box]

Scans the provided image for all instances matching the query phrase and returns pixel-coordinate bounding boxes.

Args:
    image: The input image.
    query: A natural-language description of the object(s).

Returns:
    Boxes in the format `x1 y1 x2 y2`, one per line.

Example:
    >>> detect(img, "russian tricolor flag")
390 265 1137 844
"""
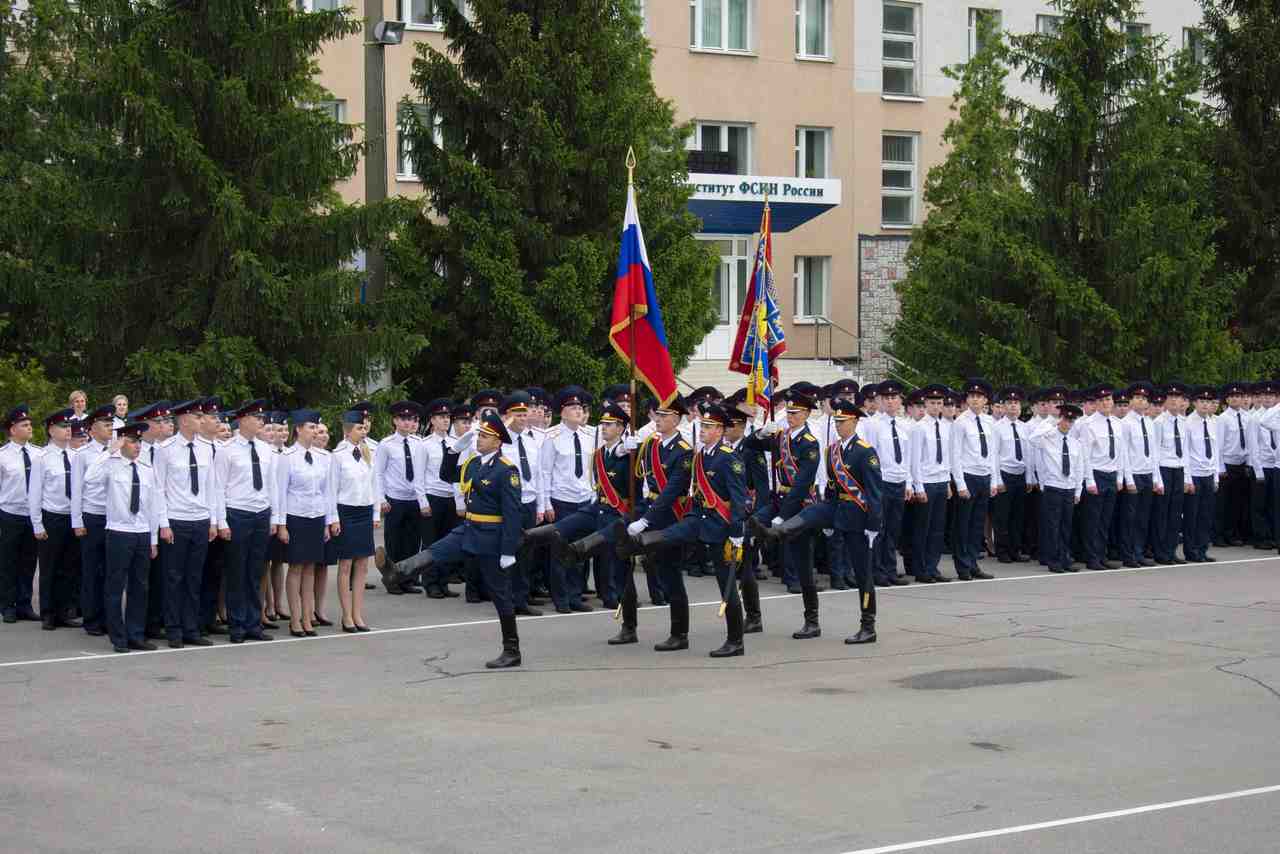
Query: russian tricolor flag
609 184 678 407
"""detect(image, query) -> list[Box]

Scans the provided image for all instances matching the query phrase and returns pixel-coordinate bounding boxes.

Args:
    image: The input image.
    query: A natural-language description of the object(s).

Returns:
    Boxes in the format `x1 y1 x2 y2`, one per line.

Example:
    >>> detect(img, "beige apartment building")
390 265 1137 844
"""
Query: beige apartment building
308 0 1208 386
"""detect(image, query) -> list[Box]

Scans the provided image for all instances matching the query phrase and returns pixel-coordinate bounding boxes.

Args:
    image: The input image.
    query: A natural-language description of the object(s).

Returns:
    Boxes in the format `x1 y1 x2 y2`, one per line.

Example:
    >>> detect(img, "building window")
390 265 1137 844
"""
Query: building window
400 0 464 30
881 133 917 228
701 237 751 325
794 256 829 320
689 121 751 175
795 0 829 58
1036 14 1061 35
882 2 918 96
795 127 830 179
689 0 752 52
1124 22 1149 58
396 104 442 180
967 8 1001 58
1183 27 1208 64
313 100 347 122
298 0 341 9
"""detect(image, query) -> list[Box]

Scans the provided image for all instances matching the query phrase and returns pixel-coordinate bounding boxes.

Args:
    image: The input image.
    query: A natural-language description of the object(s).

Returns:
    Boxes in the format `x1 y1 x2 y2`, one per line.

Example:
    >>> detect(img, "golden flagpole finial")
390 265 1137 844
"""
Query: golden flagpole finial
626 146 637 186
763 190 770 212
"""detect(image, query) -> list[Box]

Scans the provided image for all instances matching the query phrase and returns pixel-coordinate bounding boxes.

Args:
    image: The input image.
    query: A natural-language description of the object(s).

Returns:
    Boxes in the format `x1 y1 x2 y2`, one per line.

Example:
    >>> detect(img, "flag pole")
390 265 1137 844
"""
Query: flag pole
622 146 639 622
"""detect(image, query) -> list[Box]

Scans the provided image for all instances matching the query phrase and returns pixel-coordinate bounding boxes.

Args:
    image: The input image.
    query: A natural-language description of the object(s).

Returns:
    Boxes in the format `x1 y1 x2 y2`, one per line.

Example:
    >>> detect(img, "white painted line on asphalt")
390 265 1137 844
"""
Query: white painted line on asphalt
1 553 1275 670
838 783 1280 854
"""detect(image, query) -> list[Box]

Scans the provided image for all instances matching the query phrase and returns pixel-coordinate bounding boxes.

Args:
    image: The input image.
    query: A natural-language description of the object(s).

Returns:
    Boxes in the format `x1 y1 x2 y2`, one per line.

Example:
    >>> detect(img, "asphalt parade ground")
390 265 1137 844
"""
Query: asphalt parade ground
3 549 1279 854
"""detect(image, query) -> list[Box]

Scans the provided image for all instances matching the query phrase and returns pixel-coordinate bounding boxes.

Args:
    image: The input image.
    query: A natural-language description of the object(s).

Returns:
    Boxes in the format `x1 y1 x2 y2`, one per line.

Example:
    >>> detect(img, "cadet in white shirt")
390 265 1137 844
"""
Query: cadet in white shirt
1077 385 1130 571
30 408 82 629
330 410 379 632
990 387 1034 565
865 380 913 586
949 379 999 580
500 392 545 615
0 404 39 623
71 403 116 635
1029 404 1084 573
1151 382 1191 564
154 399 218 648
417 398 461 598
275 408 336 638
1118 383 1163 568
135 401 175 640
374 400 428 595
1248 382 1279 549
539 386 597 613
1215 382 1253 547
83 420 169 652
908 385 955 582
1182 386 1225 563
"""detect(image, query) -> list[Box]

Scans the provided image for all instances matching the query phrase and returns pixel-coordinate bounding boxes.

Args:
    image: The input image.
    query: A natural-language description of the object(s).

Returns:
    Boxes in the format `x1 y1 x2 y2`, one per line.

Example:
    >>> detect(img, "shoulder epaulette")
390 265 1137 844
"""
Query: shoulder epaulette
857 439 872 449
677 440 691 451
802 431 815 442
719 445 735 453
280 444 298 455
498 456 513 467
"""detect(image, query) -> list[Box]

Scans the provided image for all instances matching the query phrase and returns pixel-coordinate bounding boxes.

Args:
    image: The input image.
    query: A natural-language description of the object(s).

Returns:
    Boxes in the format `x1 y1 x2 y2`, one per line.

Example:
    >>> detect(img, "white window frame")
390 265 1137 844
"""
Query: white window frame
793 256 831 322
795 127 831 179
313 99 347 123
967 8 1002 59
1183 27 1208 64
1036 14 1062 35
881 132 918 229
399 0 466 31
882 1 920 98
298 0 342 10
396 104 443 182
699 235 752 326
689 0 754 53
794 0 830 60
688 121 752 175
1124 21 1149 58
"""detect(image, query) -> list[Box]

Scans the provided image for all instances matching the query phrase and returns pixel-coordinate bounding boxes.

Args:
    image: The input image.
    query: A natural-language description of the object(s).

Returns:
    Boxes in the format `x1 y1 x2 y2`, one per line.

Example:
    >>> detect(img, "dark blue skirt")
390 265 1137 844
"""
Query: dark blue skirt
335 504 375 560
285 514 326 564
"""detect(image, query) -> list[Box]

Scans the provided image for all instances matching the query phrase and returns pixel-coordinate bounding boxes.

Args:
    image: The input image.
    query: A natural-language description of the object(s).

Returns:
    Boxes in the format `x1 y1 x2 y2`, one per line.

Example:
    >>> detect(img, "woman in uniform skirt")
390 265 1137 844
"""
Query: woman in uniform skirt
330 411 378 631
274 409 337 637
312 421 336 627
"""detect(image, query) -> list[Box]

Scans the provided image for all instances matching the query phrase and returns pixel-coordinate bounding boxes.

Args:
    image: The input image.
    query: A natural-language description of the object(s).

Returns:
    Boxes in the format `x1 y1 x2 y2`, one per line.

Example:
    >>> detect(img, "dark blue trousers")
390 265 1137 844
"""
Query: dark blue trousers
831 525 875 617
875 481 906 582
1154 467 1185 561
429 527 512 617
512 501 536 608
224 507 270 640
1250 473 1273 546
0 509 36 618
1182 475 1215 560
550 498 592 609
420 494 457 589
1266 469 1280 549
954 473 990 574
37 511 78 617
911 482 949 578
992 471 1027 560
1084 470 1118 565
1040 486 1075 571
104 530 150 647
79 513 108 631
384 496 422 565
165 518 211 641
1123 474 1155 564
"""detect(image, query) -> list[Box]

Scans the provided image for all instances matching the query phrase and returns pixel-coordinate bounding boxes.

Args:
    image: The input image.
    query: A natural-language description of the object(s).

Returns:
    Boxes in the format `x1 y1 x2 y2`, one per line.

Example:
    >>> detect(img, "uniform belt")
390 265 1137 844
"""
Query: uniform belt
776 484 791 493
838 494 860 502
465 512 502 524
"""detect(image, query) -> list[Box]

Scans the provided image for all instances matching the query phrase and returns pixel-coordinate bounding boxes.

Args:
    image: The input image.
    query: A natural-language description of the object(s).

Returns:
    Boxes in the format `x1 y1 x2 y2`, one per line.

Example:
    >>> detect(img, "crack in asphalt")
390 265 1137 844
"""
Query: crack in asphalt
1215 657 1280 703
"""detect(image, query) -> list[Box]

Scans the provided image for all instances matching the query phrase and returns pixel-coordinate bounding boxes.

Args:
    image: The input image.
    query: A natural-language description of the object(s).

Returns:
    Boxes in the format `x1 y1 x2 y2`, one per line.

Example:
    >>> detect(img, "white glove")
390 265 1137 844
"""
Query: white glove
761 422 782 437
620 434 640 453
729 537 743 548
499 555 516 569
771 516 784 528
455 498 466 515
865 531 878 547
823 529 834 537
627 519 649 536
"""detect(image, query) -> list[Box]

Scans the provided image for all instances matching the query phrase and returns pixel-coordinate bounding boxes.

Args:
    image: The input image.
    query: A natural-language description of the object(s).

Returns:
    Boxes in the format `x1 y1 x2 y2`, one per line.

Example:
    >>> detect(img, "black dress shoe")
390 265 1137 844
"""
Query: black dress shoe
916 575 937 584
1086 562 1105 571
261 620 280 631
1102 560 1122 570
312 615 333 627
514 606 543 617
290 629 306 638
654 634 688 652
971 570 994 580
56 615 83 628
608 627 638 645
485 648 522 668
569 602 593 613
184 636 214 646
709 640 744 658
956 573 973 581
144 627 165 640
743 616 763 634
1048 566 1065 573
401 583 425 594
228 636 245 644
465 592 483 604
1201 555 1217 562
127 640 157 651
829 577 849 590
168 639 184 649
845 627 877 644
1123 560 1142 568
425 587 446 599
342 623 358 633
1140 558 1156 567
651 596 668 607
934 575 954 583
304 629 318 637
786 584 802 594
1212 540 1228 549
356 625 371 632
84 626 106 636
206 624 230 635
890 576 911 585
1172 557 1187 565
364 582 377 590
17 609 40 622
113 644 130 653
555 606 571 614
792 621 821 640
42 615 57 631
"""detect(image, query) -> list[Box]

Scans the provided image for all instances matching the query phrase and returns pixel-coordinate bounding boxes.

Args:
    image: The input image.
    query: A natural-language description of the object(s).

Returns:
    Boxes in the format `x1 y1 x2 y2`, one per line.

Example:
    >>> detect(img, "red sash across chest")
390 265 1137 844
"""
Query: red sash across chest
828 440 868 511
693 451 731 524
648 437 691 520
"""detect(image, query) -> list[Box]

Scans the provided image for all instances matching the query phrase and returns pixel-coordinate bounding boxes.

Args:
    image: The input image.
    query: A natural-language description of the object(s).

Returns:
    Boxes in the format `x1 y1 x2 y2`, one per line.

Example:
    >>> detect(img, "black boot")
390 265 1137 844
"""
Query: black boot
741 575 763 634
845 615 877 645
608 625 638 645
775 515 810 542
792 586 821 639
654 601 688 651
567 522 618 567
391 549 434 589
486 614 522 668
710 598 744 658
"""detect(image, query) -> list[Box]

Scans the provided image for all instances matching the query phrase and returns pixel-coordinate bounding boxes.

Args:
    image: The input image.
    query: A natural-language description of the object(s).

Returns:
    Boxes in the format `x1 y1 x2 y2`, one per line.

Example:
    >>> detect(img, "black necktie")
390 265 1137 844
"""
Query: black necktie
1012 422 1022 461
129 461 140 514
1141 418 1150 457
890 417 901 463
1203 420 1212 459
62 450 71 499
188 442 199 495
150 445 155 465
250 442 263 491
573 432 583 478
1272 429 1277 451
976 417 988 457
353 446 361 462
1107 418 1115 459
403 437 414 481
518 435 532 480
305 449 313 465
1238 412 1246 451
20 446 30 491
934 420 942 464
1062 436 1070 477
1173 419 1182 458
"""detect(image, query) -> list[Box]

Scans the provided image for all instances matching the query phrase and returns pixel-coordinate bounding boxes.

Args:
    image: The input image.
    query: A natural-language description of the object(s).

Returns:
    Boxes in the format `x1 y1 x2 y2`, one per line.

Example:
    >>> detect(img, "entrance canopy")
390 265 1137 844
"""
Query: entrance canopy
685 174 841 233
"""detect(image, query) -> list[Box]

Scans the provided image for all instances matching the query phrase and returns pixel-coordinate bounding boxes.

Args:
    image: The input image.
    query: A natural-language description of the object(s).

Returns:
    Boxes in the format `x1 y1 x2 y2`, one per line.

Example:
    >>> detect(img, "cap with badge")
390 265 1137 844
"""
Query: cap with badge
472 388 503 411
906 389 925 407
1162 380 1189 398
200 396 223 415
500 391 532 414
43 408 74 430
831 399 866 420
878 380 906 398
170 399 203 418
350 400 375 418
86 403 115 424
1191 385 1218 402
389 400 423 420
921 383 947 400
994 386 1023 404
598 402 629 424
1057 403 1084 420
1127 381 1155 400
654 394 688 416
3 404 32 430
290 409 322 425
1221 381 1250 398
601 383 632 403
451 401 475 421
69 420 88 440
425 397 453 418
129 401 171 422
477 411 513 445
341 410 365 425
236 399 269 420
963 378 993 399
266 410 289 426
1112 387 1131 405
525 387 551 409
829 378 859 399
699 404 731 429
554 385 591 411
688 386 722 404
785 389 816 412
117 421 150 440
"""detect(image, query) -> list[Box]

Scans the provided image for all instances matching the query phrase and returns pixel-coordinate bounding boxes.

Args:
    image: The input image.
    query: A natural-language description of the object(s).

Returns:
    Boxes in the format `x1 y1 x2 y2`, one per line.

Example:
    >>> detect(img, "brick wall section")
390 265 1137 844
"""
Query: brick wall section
858 234 911 382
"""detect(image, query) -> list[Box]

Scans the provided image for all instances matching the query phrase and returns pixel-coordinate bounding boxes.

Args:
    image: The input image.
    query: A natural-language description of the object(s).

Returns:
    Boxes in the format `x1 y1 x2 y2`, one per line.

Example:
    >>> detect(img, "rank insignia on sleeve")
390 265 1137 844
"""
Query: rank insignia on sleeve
731 460 745 474
510 473 521 488
868 454 880 468
806 450 818 460
682 459 692 471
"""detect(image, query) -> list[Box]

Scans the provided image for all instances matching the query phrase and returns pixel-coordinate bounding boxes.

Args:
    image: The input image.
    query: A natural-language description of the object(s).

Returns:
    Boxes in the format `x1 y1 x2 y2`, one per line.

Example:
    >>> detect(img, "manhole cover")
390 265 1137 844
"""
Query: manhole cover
897 667 1070 691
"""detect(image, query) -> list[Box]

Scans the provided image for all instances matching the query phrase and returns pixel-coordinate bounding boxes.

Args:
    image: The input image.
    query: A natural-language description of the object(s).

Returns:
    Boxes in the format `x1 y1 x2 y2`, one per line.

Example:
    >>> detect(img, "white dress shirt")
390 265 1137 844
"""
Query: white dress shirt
1249 408 1279 478
330 441 380 520
993 416 1034 482
213 434 276 526
0 441 35 517
29 443 75 534
374 432 427 509
1219 407 1250 465
539 423 596 510
419 431 455 498
1077 412 1130 488
1152 412 1187 470
83 451 167 544
1184 412 1225 482
866 412 911 486
910 415 952 493
155 434 218 524
1029 420 1083 498
503 427 543 506
1120 411 1163 491
71 439 111 528
274 444 337 525
950 410 1002 487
